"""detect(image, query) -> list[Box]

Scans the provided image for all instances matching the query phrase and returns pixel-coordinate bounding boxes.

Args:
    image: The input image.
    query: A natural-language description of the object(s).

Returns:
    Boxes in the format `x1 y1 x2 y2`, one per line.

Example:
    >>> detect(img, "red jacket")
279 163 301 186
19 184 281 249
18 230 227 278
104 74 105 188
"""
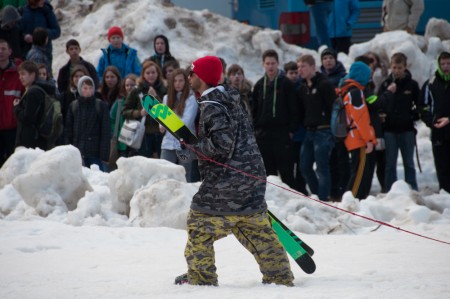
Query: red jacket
0 61 24 130
339 80 376 151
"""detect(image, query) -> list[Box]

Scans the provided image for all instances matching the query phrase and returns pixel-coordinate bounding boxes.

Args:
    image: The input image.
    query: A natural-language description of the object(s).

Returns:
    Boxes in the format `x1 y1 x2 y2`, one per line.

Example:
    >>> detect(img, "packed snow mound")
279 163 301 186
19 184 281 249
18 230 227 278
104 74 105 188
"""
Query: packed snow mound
2 146 92 217
1 144 450 233
425 17 450 41
109 156 187 216
347 30 443 86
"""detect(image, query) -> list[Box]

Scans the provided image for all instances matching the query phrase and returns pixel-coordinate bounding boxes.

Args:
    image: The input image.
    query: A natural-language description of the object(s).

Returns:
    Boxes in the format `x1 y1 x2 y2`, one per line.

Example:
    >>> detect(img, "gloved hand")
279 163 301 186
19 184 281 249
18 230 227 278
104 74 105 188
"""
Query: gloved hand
176 139 195 162
176 147 194 162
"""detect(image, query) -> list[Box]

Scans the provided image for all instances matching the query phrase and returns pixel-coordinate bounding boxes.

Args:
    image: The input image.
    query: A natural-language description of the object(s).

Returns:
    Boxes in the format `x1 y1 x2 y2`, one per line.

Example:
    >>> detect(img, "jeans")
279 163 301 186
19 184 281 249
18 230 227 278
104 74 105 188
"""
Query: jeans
293 140 308 195
300 129 334 200
137 133 163 158
257 131 294 188
310 2 333 48
384 131 418 191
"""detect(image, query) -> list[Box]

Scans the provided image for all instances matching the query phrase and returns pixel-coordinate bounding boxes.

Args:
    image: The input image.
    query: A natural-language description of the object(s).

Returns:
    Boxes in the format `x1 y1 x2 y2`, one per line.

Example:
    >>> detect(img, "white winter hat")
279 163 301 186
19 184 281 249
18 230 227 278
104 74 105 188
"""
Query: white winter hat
77 76 95 95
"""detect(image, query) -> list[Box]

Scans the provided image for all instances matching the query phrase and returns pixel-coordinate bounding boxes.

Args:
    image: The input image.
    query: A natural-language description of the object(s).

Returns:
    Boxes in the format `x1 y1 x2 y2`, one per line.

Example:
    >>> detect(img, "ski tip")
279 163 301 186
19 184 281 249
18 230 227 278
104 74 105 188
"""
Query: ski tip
302 243 315 256
296 254 316 274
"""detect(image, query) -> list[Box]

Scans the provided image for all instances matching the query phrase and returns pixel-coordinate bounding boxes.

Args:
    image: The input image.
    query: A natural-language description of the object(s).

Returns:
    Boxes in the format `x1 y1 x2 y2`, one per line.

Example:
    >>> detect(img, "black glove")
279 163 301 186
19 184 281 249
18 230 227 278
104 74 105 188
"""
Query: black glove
176 140 195 162
176 147 194 163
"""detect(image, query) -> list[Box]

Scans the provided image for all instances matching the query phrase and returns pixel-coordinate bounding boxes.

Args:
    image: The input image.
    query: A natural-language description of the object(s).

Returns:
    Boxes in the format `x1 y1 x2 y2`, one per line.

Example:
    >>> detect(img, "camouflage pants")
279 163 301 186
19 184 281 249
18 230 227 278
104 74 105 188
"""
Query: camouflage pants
184 209 294 286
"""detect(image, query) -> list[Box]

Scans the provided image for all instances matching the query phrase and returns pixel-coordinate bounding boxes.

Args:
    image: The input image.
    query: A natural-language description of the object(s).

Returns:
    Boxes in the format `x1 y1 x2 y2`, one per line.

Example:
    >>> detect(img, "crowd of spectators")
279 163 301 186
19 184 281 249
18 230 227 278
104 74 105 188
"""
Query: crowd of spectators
1 0 448 199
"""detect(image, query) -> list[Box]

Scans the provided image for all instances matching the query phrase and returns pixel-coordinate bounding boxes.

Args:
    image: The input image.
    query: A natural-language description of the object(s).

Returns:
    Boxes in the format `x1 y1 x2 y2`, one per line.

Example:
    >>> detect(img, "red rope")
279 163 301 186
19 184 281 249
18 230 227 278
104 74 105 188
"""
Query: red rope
188 145 450 246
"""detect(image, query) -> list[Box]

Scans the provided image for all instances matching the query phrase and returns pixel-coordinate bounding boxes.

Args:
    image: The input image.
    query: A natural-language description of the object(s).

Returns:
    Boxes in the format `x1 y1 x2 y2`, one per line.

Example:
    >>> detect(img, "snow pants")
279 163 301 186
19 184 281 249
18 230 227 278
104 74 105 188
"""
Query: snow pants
184 209 294 286
347 147 375 199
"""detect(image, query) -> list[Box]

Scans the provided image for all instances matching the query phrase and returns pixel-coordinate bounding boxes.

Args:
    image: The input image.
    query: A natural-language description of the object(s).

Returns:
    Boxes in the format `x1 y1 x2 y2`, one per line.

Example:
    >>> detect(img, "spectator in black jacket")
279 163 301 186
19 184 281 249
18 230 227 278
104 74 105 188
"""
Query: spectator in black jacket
283 61 308 195
320 48 347 87
0 5 25 59
57 39 99 94
420 51 450 193
320 47 350 201
65 75 110 171
252 49 299 188
378 52 419 192
13 60 51 150
297 54 336 201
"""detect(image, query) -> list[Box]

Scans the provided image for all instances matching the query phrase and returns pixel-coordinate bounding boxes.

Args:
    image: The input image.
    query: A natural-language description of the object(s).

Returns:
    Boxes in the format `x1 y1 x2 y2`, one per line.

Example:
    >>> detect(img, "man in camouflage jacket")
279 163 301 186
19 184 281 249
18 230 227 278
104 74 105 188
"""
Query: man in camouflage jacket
175 56 294 287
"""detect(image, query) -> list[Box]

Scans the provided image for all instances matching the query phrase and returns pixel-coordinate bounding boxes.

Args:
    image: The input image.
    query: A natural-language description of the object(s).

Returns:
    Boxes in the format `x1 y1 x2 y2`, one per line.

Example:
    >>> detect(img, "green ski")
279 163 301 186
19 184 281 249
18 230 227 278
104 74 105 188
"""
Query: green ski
267 211 315 274
141 93 198 144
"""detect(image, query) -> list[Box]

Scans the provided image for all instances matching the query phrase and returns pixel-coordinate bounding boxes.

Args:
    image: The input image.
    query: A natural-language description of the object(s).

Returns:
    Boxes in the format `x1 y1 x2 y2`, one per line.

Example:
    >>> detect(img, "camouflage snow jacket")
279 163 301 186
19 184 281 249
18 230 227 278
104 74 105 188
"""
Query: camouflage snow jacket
192 85 267 216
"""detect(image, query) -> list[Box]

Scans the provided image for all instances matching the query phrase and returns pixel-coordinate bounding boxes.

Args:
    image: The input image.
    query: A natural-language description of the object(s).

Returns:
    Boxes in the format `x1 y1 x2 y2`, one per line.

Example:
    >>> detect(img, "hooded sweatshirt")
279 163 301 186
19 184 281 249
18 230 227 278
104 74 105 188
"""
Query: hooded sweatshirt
378 69 420 133
0 5 24 59
191 85 267 216
420 52 450 142
148 34 176 68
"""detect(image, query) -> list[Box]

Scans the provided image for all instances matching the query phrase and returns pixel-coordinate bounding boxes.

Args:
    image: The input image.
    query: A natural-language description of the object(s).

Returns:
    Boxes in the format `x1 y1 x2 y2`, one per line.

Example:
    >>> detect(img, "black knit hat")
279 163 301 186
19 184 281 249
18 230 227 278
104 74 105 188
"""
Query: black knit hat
321 48 337 61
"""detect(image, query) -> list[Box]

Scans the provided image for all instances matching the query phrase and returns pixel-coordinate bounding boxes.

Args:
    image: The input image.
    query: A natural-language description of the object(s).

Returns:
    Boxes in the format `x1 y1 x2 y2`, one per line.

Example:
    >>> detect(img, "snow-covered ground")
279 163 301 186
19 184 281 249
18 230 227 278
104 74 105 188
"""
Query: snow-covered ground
1 0 450 298
1 146 450 298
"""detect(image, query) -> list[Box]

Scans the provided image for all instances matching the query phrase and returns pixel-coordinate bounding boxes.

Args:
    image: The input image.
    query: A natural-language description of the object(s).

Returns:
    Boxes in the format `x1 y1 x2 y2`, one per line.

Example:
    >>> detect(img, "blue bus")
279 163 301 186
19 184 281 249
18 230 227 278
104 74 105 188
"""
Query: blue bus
231 0 450 48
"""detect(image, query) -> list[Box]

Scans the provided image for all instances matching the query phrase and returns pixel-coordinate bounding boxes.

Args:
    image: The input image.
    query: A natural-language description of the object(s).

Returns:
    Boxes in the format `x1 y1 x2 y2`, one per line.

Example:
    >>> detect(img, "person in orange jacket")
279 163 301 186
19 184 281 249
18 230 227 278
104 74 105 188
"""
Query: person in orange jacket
339 61 377 199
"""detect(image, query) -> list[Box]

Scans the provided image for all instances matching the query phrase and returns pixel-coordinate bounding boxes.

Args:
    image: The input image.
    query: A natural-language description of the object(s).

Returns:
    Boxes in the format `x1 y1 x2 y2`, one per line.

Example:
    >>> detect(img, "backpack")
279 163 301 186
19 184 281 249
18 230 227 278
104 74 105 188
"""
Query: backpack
330 92 348 141
69 97 103 137
32 85 63 143
70 97 102 117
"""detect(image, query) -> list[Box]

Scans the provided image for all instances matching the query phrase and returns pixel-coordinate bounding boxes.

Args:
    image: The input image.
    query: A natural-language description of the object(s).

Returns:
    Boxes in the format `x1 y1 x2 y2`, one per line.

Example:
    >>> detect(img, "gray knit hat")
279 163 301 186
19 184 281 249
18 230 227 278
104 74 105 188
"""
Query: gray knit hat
1 5 21 29
77 76 95 95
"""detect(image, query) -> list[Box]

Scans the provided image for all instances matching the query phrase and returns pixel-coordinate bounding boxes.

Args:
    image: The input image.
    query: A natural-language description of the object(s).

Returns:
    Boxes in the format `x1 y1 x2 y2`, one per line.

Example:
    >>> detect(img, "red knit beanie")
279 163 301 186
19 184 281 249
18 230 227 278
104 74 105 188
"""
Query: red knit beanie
192 56 223 86
107 26 124 41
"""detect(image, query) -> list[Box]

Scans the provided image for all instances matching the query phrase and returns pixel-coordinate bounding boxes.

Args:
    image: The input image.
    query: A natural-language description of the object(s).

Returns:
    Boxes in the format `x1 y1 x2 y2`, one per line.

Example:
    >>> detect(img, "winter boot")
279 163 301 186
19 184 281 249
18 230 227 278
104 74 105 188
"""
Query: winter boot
174 273 189 285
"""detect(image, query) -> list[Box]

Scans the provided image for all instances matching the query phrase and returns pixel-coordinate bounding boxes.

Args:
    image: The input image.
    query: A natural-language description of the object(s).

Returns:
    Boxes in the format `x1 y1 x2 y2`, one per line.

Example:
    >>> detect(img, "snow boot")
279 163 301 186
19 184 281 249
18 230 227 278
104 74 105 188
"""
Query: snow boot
174 273 189 285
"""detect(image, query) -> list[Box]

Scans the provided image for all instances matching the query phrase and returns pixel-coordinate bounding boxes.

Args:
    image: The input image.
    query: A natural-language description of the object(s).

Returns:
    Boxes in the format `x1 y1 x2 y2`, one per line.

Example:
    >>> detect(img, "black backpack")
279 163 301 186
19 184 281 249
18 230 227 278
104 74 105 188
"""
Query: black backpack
70 97 102 118
330 93 348 141
32 85 63 143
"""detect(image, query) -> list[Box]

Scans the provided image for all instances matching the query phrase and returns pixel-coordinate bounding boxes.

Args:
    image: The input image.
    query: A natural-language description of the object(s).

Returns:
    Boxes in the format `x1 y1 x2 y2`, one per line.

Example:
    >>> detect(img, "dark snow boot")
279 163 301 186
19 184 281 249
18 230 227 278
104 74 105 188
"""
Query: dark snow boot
174 273 189 285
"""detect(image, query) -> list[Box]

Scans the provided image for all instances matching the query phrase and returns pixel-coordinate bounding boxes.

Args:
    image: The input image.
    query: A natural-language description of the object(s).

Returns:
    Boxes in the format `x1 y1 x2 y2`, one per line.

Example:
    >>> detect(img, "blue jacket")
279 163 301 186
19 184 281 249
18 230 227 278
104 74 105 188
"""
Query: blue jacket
328 0 360 38
96 44 142 81
20 1 60 55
